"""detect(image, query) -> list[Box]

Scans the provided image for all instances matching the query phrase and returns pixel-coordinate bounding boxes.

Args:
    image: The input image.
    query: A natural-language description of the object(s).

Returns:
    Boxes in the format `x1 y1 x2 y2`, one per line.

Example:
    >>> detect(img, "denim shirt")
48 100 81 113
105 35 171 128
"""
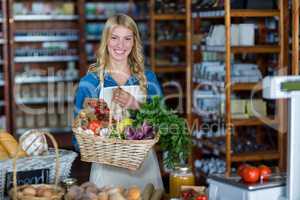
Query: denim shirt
72 69 163 149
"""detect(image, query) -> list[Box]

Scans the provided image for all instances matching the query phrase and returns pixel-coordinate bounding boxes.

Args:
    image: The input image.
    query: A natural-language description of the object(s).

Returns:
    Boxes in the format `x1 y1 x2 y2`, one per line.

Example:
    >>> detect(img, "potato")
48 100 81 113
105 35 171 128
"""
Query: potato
85 191 98 200
67 185 83 199
22 186 37 196
86 186 98 194
42 189 53 198
109 192 126 200
16 191 23 199
107 188 122 195
97 192 108 200
81 182 98 190
36 187 45 197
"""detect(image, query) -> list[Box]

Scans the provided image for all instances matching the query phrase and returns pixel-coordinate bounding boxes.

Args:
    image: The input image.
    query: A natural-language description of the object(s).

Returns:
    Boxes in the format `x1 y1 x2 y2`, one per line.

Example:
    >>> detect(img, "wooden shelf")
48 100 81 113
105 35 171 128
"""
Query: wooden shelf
156 40 186 47
15 97 73 104
232 150 280 162
14 15 79 21
154 66 186 73
194 9 279 19
231 9 280 17
232 45 280 54
153 14 186 20
15 76 79 84
14 35 79 42
200 45 280 53
14 56 79 63
86 15 148 21
232 82 262 91
232 117 277 127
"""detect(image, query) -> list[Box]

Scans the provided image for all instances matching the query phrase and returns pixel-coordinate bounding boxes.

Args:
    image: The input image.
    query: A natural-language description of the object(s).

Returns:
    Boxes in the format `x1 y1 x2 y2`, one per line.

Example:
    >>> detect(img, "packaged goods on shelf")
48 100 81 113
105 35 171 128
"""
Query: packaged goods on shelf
192 128 226 140
193 62 262 85
205 24 255 46
15 47 77 57
231 99 267 119
231 63 262 83
85 2 130 19
193 89 225 119
15 62 79 83
194 158 226 175
85 23 104 40
85 43 97 61
15 29 78 38
156 21 185 41
155 0 185 14
193 62 225 84
13 2 75 16
156 47 185 66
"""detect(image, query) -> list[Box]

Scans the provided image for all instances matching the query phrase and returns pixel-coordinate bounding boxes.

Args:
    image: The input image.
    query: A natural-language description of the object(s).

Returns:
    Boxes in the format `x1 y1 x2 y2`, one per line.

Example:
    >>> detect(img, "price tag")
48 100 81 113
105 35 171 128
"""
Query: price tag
4 168 50 195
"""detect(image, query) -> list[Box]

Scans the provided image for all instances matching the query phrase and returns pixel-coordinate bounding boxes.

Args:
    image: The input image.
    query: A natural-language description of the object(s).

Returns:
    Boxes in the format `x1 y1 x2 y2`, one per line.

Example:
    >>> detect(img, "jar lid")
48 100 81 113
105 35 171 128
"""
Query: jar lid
175 165 191 173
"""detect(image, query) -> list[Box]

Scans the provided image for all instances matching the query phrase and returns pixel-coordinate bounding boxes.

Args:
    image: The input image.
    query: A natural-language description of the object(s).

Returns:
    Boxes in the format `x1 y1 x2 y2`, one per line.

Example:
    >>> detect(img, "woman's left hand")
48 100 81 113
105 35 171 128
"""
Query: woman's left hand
112 87 140 110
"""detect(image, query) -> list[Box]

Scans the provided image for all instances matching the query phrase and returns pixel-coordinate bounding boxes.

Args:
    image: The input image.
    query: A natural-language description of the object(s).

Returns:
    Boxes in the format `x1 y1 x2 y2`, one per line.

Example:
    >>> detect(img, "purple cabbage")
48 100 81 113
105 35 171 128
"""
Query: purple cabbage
125 122 155 140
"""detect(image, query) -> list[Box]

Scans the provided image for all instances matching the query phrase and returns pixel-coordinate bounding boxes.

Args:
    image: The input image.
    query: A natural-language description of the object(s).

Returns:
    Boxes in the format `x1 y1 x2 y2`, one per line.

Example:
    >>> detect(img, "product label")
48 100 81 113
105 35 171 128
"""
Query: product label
4 168 50 195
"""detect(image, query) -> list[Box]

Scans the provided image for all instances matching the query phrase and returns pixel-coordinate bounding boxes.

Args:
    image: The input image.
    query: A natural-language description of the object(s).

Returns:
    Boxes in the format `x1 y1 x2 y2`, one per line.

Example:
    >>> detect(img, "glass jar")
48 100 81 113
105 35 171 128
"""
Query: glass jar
169 166 195 198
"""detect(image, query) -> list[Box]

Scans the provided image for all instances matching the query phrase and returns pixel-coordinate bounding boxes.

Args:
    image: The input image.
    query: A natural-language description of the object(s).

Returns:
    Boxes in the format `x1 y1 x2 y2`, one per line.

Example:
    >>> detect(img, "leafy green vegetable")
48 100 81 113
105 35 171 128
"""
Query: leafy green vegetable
130 96 192 169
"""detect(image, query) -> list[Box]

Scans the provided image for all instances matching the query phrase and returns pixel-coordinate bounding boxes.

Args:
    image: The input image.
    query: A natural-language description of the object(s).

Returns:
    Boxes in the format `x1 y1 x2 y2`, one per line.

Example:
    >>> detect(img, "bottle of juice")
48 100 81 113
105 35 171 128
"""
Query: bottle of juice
169 166 195 198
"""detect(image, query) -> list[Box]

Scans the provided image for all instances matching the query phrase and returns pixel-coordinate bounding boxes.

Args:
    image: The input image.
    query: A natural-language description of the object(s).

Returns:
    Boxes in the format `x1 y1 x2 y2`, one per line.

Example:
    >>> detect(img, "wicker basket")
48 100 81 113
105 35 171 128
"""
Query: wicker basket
9 131 65 200
73 126 159 171
0 130 77 199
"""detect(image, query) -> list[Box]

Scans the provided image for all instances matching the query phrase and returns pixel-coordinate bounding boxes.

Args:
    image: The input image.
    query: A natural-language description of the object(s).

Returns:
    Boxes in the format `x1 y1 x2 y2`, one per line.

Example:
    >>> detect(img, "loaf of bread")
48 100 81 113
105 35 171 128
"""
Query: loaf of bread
126 186 141 200
0 143 9 160
0 132 27 158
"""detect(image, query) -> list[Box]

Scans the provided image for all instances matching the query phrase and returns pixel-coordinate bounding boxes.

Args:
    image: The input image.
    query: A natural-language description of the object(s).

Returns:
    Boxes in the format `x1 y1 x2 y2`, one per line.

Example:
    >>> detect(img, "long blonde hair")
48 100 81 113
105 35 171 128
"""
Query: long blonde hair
91 14 147 96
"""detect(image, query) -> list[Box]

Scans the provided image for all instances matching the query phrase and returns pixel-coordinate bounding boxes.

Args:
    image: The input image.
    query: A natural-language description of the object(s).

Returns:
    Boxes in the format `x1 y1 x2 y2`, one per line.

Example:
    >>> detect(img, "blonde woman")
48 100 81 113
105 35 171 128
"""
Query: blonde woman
74 14 164 189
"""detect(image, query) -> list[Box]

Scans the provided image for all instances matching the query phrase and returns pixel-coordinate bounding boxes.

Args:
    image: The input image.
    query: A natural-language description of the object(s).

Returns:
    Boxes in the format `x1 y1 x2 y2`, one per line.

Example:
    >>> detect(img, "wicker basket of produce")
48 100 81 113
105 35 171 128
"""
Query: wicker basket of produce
72 98 159 171
9 131 65 200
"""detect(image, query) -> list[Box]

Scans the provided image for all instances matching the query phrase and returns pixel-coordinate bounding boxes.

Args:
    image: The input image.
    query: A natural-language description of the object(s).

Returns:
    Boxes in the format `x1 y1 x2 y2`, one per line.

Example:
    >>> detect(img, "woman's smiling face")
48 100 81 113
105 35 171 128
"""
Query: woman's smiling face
107 25 134 63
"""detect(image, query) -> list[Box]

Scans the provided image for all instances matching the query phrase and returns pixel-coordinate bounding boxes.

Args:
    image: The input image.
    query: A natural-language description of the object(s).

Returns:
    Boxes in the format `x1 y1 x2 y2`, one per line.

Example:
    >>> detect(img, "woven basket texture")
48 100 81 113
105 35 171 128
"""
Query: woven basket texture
0 149 77 199
74 127 159 171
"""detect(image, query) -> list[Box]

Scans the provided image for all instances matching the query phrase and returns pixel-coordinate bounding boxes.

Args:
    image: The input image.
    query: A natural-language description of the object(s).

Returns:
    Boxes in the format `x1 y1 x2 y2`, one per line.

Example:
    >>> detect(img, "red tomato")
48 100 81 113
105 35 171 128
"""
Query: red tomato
196 195 208 200
242 166 260 183
258 165 272 181
88 120 102 134
237 163 250 177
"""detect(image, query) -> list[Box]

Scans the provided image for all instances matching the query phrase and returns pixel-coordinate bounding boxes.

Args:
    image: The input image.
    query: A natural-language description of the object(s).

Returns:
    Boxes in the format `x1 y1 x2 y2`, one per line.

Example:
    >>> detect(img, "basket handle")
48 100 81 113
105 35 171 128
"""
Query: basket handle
12 131 60 200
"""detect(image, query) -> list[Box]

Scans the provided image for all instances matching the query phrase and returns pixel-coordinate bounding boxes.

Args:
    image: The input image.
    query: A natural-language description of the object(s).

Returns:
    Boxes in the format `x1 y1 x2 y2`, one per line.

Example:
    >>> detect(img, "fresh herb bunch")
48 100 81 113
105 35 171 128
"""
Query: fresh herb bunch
131 96 192 169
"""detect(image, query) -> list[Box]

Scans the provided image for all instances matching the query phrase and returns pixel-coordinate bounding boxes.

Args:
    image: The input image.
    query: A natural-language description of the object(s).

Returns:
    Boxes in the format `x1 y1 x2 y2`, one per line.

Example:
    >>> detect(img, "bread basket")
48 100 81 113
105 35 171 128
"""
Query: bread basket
9 131 65 200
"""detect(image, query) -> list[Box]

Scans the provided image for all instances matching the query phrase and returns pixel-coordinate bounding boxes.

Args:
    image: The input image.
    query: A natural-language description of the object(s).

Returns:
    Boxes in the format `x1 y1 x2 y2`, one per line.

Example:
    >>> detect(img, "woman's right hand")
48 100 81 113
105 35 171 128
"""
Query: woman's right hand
112 87 140 110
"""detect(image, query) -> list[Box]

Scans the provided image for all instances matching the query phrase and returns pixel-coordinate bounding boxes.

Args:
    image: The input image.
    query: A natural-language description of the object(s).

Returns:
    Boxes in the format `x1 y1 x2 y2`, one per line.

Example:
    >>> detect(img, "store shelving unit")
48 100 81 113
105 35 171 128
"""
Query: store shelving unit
0 0 11 131
149 0 190 111
8 0 81 144
188 0 287 177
